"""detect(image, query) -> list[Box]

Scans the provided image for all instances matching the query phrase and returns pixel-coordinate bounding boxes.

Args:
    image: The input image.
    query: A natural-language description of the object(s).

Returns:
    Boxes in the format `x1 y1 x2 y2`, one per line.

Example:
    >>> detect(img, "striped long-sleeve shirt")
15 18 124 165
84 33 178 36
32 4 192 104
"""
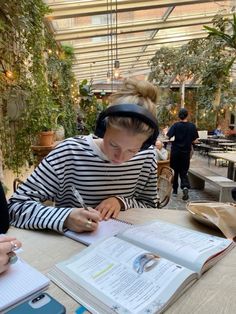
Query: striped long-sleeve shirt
8 135 158 232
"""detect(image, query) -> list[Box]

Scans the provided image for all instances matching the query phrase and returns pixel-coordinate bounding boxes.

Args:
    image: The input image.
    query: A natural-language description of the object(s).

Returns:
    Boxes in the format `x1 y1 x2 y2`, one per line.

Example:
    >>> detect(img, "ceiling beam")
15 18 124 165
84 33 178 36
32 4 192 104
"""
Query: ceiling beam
53 13 227 41
75 70 151 83
71 31 206 66
73 50 153 63
72 34 204 65
73 59 149 72
46 0 225 19
73 64 152 77
73 61 149 74
72 31 207 54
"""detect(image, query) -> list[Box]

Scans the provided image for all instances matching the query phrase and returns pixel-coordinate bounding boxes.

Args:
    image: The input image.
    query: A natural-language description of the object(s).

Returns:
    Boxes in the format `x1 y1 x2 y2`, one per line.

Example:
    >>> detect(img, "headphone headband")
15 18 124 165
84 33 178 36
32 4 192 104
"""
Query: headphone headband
98 104 158 128
94 104 159 150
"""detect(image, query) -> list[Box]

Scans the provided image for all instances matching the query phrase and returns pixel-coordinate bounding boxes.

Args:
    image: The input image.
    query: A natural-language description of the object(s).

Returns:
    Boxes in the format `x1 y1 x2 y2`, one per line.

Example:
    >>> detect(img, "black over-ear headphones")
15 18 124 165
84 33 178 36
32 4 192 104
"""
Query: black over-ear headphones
94 104 159 150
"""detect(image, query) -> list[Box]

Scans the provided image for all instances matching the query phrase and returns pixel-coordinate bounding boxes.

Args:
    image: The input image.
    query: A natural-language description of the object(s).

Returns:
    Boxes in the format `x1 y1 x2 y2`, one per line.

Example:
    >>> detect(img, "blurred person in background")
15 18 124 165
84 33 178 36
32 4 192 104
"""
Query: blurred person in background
167 108 199 201
154 140 168 161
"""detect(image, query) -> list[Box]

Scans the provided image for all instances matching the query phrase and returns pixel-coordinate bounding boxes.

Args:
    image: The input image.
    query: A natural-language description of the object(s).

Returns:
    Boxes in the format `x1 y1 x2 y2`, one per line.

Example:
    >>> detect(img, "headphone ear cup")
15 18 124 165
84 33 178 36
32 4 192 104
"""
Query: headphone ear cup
141 141 152 150
140 136 155 150
140 129 159 151
94 116 106 138
140 142 149 150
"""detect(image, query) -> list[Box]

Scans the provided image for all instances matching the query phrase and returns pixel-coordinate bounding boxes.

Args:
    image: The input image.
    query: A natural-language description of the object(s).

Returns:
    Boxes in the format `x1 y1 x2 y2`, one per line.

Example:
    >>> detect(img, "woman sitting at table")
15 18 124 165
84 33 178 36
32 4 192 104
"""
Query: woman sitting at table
154 140 168 161
8 78 159 234
0 181 22 274
213 124 224 137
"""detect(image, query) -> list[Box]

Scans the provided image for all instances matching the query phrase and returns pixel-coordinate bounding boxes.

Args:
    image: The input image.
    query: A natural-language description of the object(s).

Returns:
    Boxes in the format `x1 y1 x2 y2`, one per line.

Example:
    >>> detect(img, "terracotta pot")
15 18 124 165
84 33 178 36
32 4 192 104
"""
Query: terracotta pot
38 131 55 146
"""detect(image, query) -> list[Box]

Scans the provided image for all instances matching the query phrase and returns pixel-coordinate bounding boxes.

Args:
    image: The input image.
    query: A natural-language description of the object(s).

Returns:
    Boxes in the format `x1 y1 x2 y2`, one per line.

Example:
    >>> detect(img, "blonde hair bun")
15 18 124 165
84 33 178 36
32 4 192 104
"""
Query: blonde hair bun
109 78 159 117
124 78 159 104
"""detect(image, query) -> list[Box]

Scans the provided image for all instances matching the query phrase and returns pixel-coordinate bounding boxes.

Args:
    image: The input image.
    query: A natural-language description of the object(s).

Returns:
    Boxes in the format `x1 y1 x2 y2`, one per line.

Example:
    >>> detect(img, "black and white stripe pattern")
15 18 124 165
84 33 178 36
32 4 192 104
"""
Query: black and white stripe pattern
9 135 158 232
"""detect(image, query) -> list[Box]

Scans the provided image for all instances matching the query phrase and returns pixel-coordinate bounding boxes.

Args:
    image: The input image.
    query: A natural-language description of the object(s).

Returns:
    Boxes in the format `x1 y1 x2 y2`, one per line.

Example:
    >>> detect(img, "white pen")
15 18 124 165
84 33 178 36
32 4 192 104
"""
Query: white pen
71 186 89 211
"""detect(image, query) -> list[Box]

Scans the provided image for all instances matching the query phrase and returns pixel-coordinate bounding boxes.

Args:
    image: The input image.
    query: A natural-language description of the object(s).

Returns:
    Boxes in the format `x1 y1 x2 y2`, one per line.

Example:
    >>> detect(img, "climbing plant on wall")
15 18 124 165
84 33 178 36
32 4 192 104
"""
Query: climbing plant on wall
46 35 78 138
0 1 78 173
78 79 107 134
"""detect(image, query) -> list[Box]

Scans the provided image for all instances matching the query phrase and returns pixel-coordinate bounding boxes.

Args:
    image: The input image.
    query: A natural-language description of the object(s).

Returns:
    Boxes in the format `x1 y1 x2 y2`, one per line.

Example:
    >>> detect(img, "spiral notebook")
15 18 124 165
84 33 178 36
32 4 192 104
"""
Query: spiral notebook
0 258 50 312
64 218 132 246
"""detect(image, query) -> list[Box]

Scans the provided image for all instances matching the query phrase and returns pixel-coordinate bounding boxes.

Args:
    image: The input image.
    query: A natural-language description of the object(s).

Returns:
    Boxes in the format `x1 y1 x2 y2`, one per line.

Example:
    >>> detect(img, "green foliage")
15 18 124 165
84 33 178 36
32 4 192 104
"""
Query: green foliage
79 80 107 134
0 1 77 173
156 105 172 127
204 13 236 50
148 14 236 127
196 110 217 131
186 36 235 112
46 40 78 137
148 45 200 86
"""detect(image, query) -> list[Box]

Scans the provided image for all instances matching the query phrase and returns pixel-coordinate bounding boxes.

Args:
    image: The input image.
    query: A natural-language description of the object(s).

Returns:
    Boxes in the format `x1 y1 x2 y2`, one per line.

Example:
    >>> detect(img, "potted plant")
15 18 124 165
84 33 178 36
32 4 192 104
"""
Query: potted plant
37 102 63 146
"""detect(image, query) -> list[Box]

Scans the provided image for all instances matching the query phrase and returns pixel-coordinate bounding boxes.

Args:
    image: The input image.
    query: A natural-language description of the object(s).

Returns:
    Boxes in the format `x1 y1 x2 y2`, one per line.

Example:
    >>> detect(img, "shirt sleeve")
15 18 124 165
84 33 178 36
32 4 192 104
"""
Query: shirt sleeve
193 126 199 141
8 159 73 232
167 124 175 139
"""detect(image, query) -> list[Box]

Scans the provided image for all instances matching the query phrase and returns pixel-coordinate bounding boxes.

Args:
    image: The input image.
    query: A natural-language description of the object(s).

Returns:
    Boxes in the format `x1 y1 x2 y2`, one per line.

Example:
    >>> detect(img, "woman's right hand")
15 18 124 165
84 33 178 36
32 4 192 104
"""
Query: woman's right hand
0 236 22 274
64 207 101 233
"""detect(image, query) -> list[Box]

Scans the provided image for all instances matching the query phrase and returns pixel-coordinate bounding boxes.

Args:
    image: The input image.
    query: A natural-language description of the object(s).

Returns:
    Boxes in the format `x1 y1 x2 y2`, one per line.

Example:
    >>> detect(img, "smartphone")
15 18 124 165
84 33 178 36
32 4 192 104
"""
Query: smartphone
6 292 66 314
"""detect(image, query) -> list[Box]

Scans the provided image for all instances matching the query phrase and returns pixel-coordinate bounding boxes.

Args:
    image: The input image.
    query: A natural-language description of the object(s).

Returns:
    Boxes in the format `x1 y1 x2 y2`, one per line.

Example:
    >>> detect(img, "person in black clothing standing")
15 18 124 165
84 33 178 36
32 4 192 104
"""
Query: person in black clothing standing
167 108 199 200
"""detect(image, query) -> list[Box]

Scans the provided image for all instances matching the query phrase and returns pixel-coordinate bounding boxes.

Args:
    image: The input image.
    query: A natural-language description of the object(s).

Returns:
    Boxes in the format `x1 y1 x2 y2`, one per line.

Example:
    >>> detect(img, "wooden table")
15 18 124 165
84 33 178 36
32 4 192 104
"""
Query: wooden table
8 208 236 314
206 138 233 144
218 142 236 152
209 152 236 180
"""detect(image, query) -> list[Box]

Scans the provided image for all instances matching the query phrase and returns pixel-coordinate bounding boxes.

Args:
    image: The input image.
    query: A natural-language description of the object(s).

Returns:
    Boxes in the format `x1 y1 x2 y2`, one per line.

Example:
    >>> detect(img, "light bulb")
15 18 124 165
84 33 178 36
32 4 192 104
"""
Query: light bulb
114 68 120 80
107 70 111 83
5 70 13 79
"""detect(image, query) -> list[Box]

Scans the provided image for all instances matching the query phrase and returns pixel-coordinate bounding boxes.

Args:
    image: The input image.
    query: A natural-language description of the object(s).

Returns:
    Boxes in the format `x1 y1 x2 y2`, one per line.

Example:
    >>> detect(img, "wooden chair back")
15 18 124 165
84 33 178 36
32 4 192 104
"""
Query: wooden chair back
157 166 174 208
157 159 170 177
13 178 54 206
13 178 24 193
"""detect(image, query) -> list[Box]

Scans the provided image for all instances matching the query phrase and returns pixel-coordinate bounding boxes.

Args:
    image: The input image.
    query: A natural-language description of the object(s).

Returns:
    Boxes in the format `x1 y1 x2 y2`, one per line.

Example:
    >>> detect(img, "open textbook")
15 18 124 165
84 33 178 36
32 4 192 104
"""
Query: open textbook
49 220 235 314
0 258 50 312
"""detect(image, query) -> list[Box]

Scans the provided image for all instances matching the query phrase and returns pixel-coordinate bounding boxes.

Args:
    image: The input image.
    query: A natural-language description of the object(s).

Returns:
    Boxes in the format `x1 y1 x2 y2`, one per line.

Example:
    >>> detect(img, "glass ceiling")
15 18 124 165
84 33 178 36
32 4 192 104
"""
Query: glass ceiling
44 0 234 86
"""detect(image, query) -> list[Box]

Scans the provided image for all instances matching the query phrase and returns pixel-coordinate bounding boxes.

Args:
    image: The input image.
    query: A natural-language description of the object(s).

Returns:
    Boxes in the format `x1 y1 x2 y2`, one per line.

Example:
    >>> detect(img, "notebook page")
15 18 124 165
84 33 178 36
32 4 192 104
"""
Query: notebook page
0 258 50 311
64 218 132 245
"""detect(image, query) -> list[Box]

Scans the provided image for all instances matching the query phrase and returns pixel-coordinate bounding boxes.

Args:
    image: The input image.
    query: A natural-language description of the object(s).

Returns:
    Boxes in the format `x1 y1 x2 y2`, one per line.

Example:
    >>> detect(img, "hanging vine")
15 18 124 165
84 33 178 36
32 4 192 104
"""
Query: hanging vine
0 1 78 173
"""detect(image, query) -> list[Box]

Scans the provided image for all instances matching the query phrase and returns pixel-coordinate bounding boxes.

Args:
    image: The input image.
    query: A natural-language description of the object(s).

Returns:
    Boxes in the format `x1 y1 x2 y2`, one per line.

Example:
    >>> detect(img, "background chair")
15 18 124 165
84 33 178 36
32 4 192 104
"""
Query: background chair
157 159 170 177
13 178 54 206
13 178 24 193
157 166 174 208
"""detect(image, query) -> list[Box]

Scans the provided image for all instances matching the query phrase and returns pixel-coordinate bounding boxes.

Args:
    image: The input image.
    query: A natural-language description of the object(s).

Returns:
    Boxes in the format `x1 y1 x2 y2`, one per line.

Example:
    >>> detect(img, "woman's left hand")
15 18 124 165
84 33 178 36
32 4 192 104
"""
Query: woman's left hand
95 197 122 220
0 236 22 274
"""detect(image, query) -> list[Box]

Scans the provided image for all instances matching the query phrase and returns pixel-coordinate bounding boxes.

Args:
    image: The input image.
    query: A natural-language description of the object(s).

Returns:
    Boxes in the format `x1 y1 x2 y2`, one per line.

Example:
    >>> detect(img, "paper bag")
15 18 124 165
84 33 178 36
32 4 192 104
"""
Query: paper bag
187 201 236 241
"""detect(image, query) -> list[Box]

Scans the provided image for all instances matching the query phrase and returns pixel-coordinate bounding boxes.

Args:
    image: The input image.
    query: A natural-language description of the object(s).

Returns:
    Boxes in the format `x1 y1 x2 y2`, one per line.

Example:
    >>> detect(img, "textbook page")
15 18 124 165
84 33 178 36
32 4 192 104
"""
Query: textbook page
49 236 196 314
0 258 50 312
118 220 234 274
64 219 132 245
